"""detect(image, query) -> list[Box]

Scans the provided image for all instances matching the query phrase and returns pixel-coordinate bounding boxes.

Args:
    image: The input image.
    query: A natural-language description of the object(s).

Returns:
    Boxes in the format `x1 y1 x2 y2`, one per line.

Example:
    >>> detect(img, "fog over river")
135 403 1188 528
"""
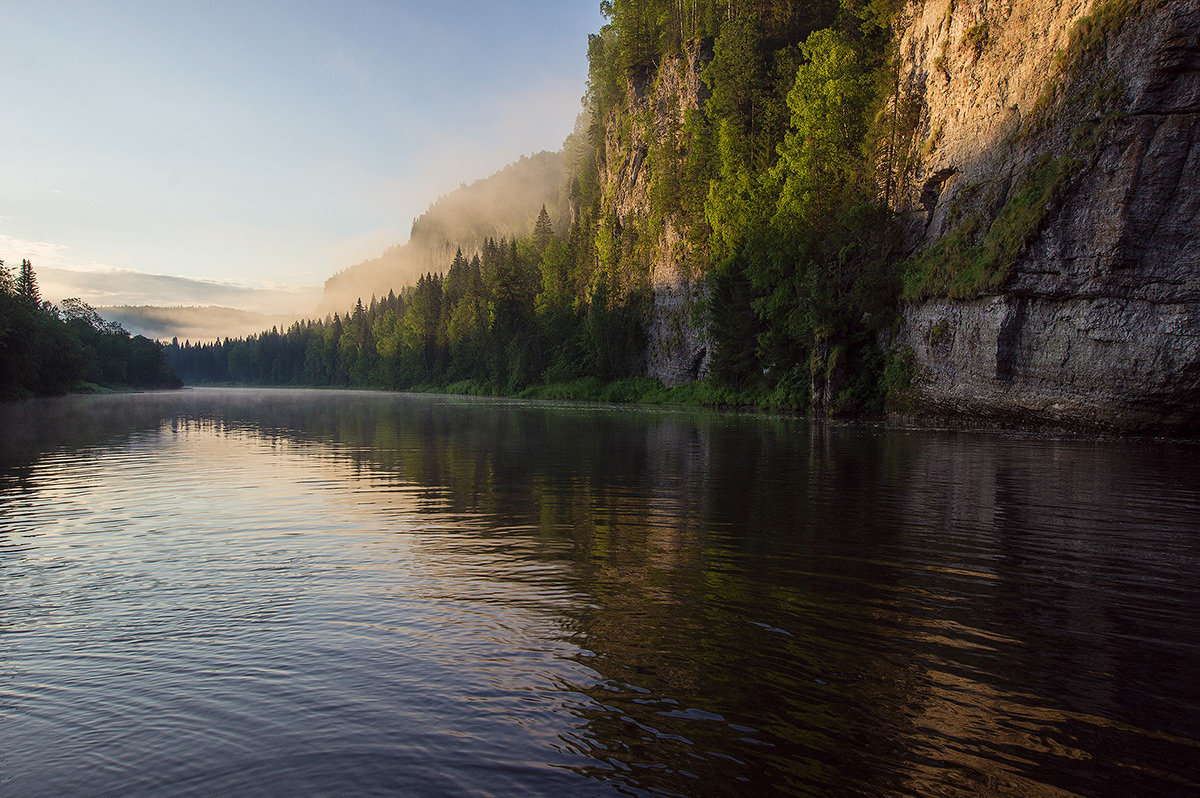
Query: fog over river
1 388 1197 796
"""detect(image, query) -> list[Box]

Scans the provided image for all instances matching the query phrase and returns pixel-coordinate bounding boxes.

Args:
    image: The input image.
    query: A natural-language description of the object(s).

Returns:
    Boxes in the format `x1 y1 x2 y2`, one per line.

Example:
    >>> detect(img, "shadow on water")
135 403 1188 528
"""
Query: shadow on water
2 387 1199 796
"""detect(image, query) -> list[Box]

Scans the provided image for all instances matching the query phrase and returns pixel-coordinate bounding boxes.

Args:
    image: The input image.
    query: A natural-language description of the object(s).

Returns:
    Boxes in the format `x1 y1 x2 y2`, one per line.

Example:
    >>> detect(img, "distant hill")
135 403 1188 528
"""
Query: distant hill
95 151 574 342
99 305 302 343
320 150 571 313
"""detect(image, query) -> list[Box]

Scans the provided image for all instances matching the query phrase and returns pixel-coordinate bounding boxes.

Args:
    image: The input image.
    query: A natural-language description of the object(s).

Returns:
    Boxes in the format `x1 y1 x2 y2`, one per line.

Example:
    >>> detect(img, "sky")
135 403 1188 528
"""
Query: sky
0 1 606 313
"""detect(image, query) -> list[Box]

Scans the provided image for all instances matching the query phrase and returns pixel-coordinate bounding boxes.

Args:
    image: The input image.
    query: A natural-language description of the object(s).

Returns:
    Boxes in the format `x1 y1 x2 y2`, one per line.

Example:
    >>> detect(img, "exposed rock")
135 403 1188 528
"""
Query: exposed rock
899 295 1200 431
893 0 1200 432
599 41 711 385
646 220 711 384
603 0 1199 429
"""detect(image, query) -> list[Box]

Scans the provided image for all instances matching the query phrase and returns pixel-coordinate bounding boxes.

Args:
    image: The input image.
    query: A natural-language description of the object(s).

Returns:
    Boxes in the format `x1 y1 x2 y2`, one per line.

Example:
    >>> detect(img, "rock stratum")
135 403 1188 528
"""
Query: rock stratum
892 0 1200 432
601 0 1199 431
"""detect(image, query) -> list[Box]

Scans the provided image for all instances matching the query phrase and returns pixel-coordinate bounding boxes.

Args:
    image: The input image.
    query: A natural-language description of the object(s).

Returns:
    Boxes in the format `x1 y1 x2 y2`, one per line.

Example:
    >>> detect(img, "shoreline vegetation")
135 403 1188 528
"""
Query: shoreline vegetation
10 2 1169 434
0 259 182 400
165 1 916 421
185 376 774 411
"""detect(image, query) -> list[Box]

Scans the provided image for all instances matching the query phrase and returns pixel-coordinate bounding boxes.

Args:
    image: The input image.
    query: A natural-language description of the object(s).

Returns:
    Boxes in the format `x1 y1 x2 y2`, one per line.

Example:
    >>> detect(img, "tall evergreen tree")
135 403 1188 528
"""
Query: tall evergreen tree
533 205 554 255
16 260 39 306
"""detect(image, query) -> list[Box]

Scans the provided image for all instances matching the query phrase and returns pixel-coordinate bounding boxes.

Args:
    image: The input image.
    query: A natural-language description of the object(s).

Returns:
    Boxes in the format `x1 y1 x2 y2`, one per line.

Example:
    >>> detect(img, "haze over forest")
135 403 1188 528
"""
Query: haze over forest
8 0 1196 434
87 150 576 341
0 2 604 341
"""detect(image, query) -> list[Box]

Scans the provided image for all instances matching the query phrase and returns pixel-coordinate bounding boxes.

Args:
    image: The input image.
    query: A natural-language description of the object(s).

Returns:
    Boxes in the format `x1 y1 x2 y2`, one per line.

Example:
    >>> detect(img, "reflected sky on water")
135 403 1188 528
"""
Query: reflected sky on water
1 388 1198 796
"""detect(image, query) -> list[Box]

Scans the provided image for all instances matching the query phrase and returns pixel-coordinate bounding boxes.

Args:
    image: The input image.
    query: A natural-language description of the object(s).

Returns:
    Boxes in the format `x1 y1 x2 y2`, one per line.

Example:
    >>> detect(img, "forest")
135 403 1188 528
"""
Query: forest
166 223 654 400
0 259 181 398
168 0 916 412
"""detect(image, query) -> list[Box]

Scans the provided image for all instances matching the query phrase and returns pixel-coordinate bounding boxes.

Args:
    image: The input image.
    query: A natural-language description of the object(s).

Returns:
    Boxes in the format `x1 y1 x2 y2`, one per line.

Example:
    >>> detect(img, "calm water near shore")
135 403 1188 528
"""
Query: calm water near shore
1 387 1198 796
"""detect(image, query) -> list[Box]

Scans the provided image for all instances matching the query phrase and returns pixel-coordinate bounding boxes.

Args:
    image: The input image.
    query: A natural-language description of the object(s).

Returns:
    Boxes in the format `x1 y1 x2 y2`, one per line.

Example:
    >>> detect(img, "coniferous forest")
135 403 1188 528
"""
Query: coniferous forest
167 229 651 400
167 0 916 412
0 259 181 398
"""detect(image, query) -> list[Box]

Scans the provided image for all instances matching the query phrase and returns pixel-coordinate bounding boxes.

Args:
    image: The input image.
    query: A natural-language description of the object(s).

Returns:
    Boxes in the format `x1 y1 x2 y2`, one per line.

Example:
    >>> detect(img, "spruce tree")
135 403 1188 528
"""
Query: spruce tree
533 205 554 254
16 259 39 306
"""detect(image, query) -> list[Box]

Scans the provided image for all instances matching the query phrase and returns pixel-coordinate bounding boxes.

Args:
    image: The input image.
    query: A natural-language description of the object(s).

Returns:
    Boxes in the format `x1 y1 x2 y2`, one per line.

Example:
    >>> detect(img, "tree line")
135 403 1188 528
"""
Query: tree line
165 212 648 394
0 259 182 398
173 0 919 412
584 0 913 413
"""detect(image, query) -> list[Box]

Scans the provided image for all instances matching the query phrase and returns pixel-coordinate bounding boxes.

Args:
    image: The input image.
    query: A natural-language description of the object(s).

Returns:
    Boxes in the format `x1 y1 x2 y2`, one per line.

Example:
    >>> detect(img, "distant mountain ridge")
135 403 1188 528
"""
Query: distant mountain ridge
320 150 571 313
88 150 573 342
99 305 300 343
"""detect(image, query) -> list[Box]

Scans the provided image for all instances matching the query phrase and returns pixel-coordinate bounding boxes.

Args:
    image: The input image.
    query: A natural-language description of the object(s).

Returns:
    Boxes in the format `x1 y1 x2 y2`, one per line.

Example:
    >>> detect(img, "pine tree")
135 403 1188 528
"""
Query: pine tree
533 205 554 255
16 259 39 306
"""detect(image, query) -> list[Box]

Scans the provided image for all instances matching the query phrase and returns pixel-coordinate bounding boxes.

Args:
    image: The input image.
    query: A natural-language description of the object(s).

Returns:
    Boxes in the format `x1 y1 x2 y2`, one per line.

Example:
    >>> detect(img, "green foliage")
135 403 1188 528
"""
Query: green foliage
840 0 906 34
902 156 1080 300
587 28 625 130
16 260 39 306
608 0 662 76
167 214 650 397
707 16 770 138
0 260 180 397
774 27 878 229
962 21 990 55
693 0 910 416
170 0 924 421
704 252 766 389
706 120 774 262
533 205 555 254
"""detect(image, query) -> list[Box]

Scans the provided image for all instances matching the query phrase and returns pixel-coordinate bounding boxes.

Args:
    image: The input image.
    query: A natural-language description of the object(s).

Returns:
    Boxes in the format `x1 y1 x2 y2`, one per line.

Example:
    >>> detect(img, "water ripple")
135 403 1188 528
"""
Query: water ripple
1 389 1198 796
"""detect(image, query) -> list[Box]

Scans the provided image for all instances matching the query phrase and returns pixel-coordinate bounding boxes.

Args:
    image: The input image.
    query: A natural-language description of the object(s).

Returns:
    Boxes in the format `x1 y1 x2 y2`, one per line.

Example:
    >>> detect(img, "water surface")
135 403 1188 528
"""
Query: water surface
1 388 1198 796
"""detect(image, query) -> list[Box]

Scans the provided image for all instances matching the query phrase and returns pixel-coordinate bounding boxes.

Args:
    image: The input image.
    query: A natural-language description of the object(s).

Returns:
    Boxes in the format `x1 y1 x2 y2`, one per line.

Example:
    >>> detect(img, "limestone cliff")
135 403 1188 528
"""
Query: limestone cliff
597 41 713 385
595 0 1198 430
891 0 1200 431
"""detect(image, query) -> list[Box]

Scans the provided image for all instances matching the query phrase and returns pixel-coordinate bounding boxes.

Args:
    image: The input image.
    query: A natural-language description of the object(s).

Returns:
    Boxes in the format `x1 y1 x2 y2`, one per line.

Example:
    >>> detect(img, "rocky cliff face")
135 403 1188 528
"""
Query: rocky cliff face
599 42 712 385
892 0 1200 431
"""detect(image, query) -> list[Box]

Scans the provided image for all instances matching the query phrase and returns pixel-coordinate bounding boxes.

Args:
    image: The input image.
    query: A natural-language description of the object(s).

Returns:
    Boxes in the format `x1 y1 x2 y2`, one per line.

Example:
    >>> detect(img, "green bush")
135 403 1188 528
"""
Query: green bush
902 156 1079 300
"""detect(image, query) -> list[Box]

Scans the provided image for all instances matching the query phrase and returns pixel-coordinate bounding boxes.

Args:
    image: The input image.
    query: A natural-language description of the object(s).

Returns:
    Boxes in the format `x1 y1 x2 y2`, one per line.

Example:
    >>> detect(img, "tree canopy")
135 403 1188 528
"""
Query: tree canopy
170 0 916 416
0 259 181 397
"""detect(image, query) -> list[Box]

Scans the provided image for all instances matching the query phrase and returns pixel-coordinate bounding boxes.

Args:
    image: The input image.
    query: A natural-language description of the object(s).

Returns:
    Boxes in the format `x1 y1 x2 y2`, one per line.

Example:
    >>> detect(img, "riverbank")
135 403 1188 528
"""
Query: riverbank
172 376 1200 438
1 380 184 401
178 376 808 415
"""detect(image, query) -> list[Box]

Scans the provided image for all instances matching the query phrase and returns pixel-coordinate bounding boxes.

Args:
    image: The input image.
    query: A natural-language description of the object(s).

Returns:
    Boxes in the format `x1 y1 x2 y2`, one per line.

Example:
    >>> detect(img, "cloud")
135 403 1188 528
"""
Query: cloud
37 266 321 314
97 305 305 343
1 233 320 314
0 235 88 271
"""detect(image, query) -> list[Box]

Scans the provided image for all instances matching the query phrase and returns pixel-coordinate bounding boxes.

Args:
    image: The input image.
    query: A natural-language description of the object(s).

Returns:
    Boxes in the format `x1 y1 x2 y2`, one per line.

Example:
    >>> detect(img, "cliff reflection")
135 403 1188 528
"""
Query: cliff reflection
2 388 1197 796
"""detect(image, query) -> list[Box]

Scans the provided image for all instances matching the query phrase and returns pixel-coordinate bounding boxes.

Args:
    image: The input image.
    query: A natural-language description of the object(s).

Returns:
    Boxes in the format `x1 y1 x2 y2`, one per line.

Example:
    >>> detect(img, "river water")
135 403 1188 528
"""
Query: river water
1 388 1198 796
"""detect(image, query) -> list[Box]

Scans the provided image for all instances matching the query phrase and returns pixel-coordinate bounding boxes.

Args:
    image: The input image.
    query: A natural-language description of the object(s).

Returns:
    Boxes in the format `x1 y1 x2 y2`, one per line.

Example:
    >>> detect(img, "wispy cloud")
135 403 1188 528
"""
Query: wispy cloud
1 233 320 314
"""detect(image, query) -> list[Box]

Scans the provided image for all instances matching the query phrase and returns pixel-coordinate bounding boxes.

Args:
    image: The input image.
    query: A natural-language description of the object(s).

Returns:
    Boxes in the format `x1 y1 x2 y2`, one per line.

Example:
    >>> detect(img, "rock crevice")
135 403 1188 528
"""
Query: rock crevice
893 0 1200 431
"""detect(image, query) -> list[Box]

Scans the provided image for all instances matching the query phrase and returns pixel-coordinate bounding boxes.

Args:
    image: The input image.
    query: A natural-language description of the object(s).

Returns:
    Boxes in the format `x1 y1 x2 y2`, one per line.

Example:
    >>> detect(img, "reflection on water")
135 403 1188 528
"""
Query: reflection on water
1 388 1199 796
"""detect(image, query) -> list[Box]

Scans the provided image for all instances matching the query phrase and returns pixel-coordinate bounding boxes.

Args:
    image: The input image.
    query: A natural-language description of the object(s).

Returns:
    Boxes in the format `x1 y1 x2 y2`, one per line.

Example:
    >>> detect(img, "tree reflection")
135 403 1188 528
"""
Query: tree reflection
3 388 1198 796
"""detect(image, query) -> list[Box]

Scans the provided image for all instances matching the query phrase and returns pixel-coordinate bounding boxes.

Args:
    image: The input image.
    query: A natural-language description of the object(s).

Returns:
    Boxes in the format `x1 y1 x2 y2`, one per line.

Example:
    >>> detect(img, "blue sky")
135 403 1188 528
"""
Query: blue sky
0 1 605 310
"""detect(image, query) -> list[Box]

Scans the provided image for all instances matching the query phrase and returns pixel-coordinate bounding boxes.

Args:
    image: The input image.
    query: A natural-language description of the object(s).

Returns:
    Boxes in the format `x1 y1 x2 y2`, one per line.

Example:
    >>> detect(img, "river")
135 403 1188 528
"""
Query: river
1 388 1197 796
